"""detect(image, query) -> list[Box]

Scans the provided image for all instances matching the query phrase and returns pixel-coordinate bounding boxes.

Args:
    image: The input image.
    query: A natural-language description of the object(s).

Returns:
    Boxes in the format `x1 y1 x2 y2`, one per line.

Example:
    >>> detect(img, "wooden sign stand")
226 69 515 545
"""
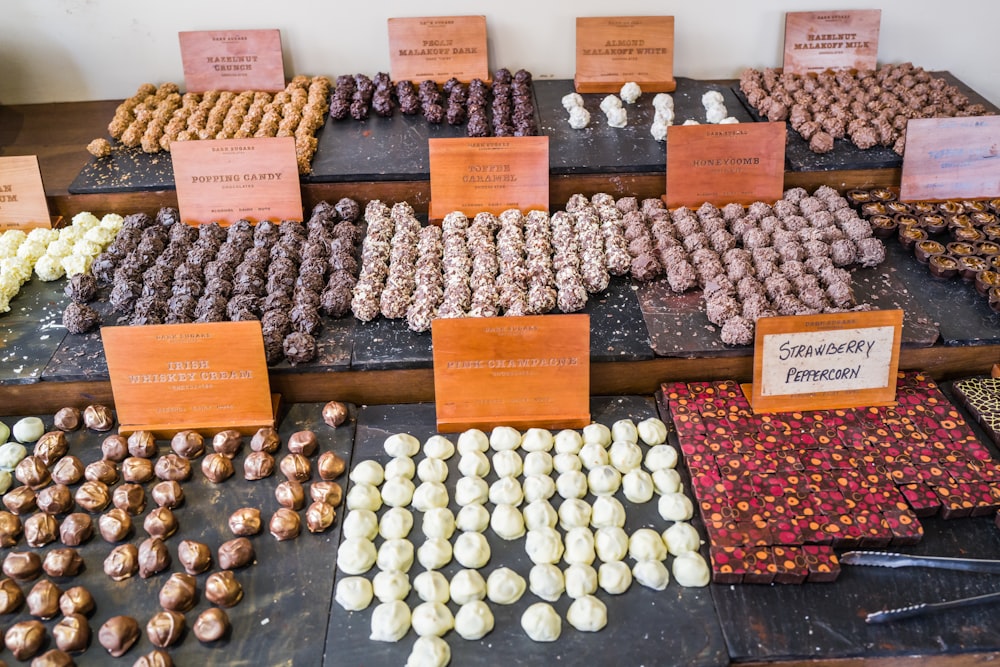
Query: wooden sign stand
782 10 881 75
899 116 1000 202
0 155 55 231
179 29 286 93
575 16 676 93
388 16 489 83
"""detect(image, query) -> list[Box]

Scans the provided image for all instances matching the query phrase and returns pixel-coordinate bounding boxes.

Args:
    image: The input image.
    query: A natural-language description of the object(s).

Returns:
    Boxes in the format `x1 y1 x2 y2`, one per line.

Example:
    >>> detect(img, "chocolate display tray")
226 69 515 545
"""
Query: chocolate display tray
0 277 70 384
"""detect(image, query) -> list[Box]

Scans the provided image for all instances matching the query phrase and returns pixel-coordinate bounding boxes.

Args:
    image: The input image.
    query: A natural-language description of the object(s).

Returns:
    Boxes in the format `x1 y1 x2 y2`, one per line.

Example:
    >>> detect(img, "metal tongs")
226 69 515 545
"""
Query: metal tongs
841 551 1000 623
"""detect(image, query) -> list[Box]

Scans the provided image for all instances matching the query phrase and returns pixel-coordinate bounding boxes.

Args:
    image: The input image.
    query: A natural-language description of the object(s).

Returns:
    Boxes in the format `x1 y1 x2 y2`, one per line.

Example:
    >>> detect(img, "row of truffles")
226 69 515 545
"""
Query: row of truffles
88 77 331 174
64 199 362 365
739 63 993 154
0 213 120 314
329 69 539 137
334 418 708 665
0 400 350 664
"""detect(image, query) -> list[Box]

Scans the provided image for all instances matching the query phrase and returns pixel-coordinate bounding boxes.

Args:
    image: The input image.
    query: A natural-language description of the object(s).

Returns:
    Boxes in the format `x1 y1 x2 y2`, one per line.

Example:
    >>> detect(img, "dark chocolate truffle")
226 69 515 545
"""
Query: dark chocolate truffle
177 539 212 575
42 548 84 578
146 610 185 648
98 615 140 657
34 431 69 466
217 537 255 570
154 453 192 482
112 483 145 515
74 480 109 512
150 480 184 508
53 612 90 653
122 457 154 483
212 429 243 458
159 572 197 612
15 455 51 490
65 273 98 303
250 427 281 454
101 434 129 461
103 543 138 581
59 586 94 617
0 510 22 547
0 576 24 613
84 459 118 485
170 430 205 459
282 331 316 364
205 570 243 607
3 485 37 515
3 550 42 581
62 302 101 334
228 507 262 536
26 578 61 619
193 607 230 643
51 455 85 486
83 405 114 431
322 401 349 427
143 507 178 539
269 508 301 541
127 431 157 458
201 453 234 483
243 450 275 481
36 484 73 515
59 513 93 547
134 649 174 667
24 512 59 547
4 619 46 660
138 537 171 578
287 430 318 456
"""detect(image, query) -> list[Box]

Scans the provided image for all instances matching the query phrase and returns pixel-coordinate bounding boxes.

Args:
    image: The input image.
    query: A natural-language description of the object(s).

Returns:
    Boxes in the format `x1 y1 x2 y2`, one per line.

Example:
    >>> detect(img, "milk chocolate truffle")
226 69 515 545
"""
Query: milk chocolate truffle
37 484 74 515
170 430 204 459
322 400 349 427
53 613 90 653
53 407 82 432
0 510 22 547
85 459 119 485
177 539 212 575
306 501 336 533
5 619 46 660
212 429 243 458
146 610 185 648
31 647 76 666
154 453 192 482
151 481 184 508
113 483 145 515
243 451 275 480
0 577 24 612
42 548 84 578
51 456 85 486
74 481 109 512
83 405 114 432
250 427 281 454
287 430 318 456
127 431 158 458
59 586 95 616
34 431 69 466
138 537 171 578
199 453 233 483
104 543 138 581
15 456 51 489
205 570 243 607
24 512 59 547
143 507 178 539
4 485 37 514
98 615 140 657
159 572 197 612
310 481 343 506
59 513 93 547
228 508 261 536
269 508 301 541
280 453 312 483
218 537 254 570
134 649 174 667
193 607 230 643
275 480 306 510
27 578 61 618
4 550 42 581
101 434 129 461
317 451 346 480
122 457 154 483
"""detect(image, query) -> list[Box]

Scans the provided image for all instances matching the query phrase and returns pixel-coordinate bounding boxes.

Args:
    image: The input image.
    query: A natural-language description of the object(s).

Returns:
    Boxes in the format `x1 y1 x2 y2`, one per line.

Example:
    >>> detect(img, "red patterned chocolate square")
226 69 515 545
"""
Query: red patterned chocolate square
772 545 809 584
734 520 773 546
882 508 924 545
899 483 941 517
743 547 778 584
790 515 833 544
710 546 748 584
934 484 975 519
823 514 864 547
766 517 802 546
705 520 746 548
801 545 841 582
855 511 893 547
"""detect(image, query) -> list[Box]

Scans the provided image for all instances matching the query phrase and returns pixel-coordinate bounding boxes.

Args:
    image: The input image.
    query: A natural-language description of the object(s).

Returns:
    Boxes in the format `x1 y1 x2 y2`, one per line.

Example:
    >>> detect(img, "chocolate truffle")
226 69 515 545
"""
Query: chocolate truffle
85 459 119 485
53 613 90 653
98 615 140 657
280 453 312 483
32 647 76 666
0 510 22 547
138 537 171 578
306 501 336 533
202 453 234 483
0 576 24 613
27 578 61 618
275 480 306 510
34 431 69 466
283 332 316 364
159 572 197 612
59 586 94 616
53 407 82 432
170 430 205 459
42 548 84 578
104 543 138 581
154 453 191 481
101 434 129 461
241 451 273 481
212 429 243 458
269 508 301 541
317 451 346 480
4 619 46 660
218 537 255 570
146 610 185 648
3 550 42 581
15 455 51 489
322 401 349 427
127 431 158 458
310 481 343 506
205 570 243 607
59 513 93 547
63 302 101 333
287 430 318 456
51 456 85 486
193 607 230 643
122 457 154 483
228 507 262 536
24 512 59 547
37 484 74 515
150 480 184 508
250 427 281 454
143 507 178 539
112 483 145 515
4 485 37 514
83 405 114 431
134 649 174 667
74 480 110 513
177 539 212 575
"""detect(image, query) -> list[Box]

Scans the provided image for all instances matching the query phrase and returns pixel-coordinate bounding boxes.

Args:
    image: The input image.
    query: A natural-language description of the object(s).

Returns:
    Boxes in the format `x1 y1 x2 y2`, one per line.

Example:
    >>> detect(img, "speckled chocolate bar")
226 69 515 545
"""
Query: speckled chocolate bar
953 377 1000 446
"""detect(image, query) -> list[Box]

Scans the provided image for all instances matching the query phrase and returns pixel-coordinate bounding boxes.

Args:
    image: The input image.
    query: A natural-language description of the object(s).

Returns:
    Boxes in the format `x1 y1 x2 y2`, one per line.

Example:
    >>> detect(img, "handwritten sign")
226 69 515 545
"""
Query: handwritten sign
665 122 786 208
782 10 881 75
0 156 52 231
899 116 1000 202
172 137 302 225
750 310 903 413
102 322 274 436
575 16 675 93
428 136 549 220
432 315 591 432
179 29 285 93
388 16 489 83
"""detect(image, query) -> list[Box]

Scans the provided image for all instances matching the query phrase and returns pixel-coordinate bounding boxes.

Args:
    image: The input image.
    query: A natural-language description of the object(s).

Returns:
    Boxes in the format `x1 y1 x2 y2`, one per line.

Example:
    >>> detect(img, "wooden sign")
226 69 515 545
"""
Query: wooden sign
428 136 549 220
749 309 903 414
171 137 302 225
782 10 881 75
664 122 786 208
388 16 489 83
899 116 1000 202
179 29 285 93
102 322 274 436
575 16 675 93
432 315 591 432
0 156 52 231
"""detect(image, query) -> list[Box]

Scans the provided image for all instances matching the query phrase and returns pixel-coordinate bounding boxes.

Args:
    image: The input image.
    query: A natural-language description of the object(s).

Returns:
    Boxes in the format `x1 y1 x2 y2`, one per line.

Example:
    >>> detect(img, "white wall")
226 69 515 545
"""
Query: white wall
2 0 998 106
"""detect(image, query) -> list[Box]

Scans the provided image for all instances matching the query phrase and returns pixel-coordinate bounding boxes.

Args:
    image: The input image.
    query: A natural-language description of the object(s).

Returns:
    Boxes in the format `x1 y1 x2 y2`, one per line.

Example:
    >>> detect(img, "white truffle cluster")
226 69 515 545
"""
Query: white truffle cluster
650 93 674 142
619 82 642 104
561 92 591 130
702 90 737 125
600 95 628 128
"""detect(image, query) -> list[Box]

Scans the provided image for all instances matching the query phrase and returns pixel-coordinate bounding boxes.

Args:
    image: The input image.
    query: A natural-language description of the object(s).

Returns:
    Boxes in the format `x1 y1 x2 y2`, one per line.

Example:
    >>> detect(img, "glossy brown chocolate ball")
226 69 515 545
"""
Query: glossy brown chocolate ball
3 485 37 514
121 456 154 483
177 539 212 575
170 430 205 459
51 455 84 486
211 429 243 458
98 508 132 543
24 512 59 547
159 572 197 612
84 459 119 485
42 548 84 578
98 615 140 657
103 543 138 581
192 607 230 643
275 480 305 510
5 619 46 660
3 550 43 581
112 483 146 515
59 586 94 616
101 434 129 461
280 453 312 483
205 570 243 607
134 649 174 667
322 400 349 427
154 453 191 482
287 430 318 456
127 430 157 458
201 453 234 483
53 407 82 432
250 426 281 454
217 537 255 570
228 507 261 536
26 578 61 619
0 510 22 547
36 484 74 515
53 612 90 653
32 647 75 666
34 431 69 466
269 508 301 541
143 507 178 539
306 501 336 533
317 451 346 480
59 513 93 547
146 609 185 648
150 480 184 508
243 450 274 480
0 576 24 613
83 404 115 431
74 480 110 512
309 481 343 506
138 537 171 578
15 455 51 490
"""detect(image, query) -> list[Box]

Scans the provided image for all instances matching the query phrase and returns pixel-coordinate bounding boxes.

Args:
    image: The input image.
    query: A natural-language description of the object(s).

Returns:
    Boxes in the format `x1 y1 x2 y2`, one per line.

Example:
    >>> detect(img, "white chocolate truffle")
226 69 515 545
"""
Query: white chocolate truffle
377 538 415 572
652 468 682 495
582 423 612 447
719 116 739 124
492 450 523 478
381 477 416 508
522 474 556 503
380 507 415 540
587 465 622 496
564 563 598 599
629 528 667 562
672 551 711 587
373 569 411 602
454 600 494 640
417 457 449 483
342 509 378 540
658 492 694 521
590 495 626 529
414 570 451 603
384 433 420 457
350 459 385 486
417 537 453 570
486 567 526 604
663 521 701 555
651 120 669 142
599 560 633 595
522 499 558 531
523 451 553 477
553 453 582 474
637 418 668 445
578 443 610 470
423 435 455 460
554 429 583 454
457 429 489 454
566 104 588 127
706 103 728 124
609 441 643 473
521 428 554 452
558 498 592 530
406 635 451 667
488 476 523 506
337 538 377 575
702 90 725 106
455 504 490 533
412 481 449 511
622 470 655 504
335 576 374 611
347 483 383 512
525 527 564 565
458 451 490 478
13 417 45 443
411 601 454 637
633 559 670 590
645 444 679 471
385 456 416 480
561 92 585 111
450 569 486 605
566 595 607 632
529 563 565 602
563 526 596 565
606 106 627 128
556 470 588 500
521 602 561 642
489 426 521 451
370 600 411 642
490 503 526 540
611 419 638 443
682 119 700 125
455 476 489 506
422 507 455 540
454 531 491 568
595 526 630 562
620 81 642 104
599 95 622 114
0 442 27 471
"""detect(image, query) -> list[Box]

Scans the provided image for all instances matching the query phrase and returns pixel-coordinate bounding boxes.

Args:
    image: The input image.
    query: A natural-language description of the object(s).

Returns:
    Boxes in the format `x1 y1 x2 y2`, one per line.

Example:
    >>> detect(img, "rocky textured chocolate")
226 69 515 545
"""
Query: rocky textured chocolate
15 455 51 489
154 453 192 481
250 427 281 454
279 453 312 482
85 458 119 485
287 430 318 456
98 615 140 657
122 456 154 483
74 480 110 512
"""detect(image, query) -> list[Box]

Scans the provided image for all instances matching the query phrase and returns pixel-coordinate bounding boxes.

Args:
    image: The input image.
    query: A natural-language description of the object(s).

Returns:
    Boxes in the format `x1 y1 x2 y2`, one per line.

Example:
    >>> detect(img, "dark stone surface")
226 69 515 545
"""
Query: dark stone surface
0 277 70 384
